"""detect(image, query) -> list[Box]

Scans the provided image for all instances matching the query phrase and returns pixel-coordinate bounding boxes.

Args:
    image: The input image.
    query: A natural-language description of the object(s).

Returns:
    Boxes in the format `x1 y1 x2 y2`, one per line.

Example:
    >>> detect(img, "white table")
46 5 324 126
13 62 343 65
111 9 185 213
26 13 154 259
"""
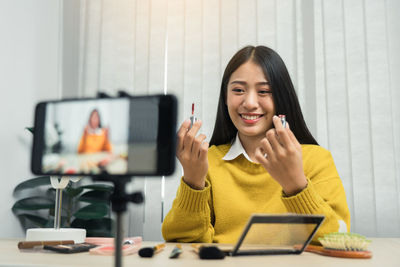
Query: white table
0 239 399 267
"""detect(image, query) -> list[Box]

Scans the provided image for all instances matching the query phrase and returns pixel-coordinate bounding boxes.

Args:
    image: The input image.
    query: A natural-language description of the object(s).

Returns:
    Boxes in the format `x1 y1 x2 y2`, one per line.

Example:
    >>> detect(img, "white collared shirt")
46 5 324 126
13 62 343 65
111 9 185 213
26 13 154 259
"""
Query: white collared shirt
222 133 254 163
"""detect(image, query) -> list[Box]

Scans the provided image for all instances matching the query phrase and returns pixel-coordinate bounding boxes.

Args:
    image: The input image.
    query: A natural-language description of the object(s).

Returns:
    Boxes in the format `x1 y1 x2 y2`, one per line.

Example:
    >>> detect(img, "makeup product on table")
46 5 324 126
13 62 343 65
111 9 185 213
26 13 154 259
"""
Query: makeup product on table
279 114 286 128
193 214 324 257
190 103 197 129
89 244 141 256
43 243 97 253
305 232 372 259
191 244 225 260
84 236 142 246
169 244 183 259
18 240 74 249
85 236 142 256
138 243 165 258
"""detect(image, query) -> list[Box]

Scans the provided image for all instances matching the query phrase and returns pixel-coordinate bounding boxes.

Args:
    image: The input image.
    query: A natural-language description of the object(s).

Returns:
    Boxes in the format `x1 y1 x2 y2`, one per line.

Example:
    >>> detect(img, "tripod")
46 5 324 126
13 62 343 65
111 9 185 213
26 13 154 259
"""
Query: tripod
95 176 143 267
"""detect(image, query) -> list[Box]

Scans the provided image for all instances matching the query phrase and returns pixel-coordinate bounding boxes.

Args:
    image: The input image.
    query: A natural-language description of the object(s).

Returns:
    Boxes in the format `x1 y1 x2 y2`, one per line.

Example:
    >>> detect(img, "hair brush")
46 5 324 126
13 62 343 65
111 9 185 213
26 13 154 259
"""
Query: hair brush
305 232 372 259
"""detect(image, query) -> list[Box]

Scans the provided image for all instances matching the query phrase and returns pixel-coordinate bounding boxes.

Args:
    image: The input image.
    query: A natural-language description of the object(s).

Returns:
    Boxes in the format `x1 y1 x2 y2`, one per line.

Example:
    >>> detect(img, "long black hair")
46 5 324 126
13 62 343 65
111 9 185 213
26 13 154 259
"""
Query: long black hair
209 45 318 146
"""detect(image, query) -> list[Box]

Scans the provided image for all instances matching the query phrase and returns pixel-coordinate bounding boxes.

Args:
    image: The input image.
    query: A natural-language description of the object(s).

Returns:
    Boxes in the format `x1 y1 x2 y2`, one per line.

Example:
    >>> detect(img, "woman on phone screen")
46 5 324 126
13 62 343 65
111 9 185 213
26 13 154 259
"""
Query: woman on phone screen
78 109 112 154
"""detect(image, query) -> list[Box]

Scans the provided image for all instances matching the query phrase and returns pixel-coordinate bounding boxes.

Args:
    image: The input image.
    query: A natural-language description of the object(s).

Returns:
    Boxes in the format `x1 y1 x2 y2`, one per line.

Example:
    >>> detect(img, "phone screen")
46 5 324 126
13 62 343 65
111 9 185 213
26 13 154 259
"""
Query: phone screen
31 95 177 177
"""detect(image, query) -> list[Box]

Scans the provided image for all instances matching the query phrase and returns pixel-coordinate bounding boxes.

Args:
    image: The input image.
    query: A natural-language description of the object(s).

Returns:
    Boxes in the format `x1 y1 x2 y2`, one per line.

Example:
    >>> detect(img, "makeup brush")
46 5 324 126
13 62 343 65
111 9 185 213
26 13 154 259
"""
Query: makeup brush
169 244 183 259
138 243 165 258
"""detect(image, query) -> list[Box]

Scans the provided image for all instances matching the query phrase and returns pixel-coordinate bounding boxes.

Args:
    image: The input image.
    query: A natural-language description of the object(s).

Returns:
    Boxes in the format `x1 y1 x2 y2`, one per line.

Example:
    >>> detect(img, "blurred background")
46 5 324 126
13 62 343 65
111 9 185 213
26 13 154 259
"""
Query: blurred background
1 0 399 240
44 100 129 153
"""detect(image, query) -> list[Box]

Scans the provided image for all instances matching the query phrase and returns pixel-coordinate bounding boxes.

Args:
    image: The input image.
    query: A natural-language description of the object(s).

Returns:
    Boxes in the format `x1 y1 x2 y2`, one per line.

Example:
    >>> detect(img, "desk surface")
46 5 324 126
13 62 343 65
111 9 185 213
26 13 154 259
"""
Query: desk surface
0 238 399 267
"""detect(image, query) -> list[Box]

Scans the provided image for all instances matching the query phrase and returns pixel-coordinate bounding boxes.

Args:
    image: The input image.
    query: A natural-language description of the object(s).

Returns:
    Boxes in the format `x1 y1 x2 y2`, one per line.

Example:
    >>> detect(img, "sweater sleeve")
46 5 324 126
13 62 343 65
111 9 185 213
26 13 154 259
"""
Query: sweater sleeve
161 177 215 243
281 146 351 243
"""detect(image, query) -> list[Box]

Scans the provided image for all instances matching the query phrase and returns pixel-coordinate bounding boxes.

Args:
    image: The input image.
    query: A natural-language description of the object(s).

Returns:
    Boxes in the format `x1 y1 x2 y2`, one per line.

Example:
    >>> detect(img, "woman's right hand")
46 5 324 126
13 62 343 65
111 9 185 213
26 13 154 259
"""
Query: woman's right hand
176 119 209 190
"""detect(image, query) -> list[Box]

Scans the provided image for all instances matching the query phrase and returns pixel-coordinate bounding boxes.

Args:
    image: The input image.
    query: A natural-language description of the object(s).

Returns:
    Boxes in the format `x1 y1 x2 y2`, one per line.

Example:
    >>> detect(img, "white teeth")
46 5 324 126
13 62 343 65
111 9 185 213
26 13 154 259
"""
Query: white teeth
241 115 260 120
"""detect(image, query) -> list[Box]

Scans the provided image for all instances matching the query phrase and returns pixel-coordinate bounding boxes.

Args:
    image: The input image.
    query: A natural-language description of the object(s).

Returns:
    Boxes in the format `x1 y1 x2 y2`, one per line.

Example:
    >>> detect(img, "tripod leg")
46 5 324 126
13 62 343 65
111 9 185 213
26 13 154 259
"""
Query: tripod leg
115 211 123 267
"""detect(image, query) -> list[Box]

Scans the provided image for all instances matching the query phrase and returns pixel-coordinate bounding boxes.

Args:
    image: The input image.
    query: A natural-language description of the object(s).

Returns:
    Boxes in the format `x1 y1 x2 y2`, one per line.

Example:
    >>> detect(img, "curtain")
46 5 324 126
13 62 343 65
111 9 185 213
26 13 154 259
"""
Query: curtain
75 0 400 240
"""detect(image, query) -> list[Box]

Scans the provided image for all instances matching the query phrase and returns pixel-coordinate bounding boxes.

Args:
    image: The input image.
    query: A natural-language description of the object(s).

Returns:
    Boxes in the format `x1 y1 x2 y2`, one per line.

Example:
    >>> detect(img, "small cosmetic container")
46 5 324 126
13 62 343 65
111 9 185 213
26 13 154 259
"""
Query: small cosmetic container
279 115 286 128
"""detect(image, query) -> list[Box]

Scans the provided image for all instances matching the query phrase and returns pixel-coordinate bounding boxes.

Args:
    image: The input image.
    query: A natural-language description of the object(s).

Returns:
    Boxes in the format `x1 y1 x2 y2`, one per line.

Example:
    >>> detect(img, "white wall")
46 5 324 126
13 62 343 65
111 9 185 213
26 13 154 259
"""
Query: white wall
0 0 61 238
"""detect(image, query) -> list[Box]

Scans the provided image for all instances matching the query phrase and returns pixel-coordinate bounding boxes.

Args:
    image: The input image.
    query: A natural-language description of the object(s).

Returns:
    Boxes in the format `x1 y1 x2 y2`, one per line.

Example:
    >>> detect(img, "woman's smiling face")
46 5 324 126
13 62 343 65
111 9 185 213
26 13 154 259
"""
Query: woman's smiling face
226 60 275 141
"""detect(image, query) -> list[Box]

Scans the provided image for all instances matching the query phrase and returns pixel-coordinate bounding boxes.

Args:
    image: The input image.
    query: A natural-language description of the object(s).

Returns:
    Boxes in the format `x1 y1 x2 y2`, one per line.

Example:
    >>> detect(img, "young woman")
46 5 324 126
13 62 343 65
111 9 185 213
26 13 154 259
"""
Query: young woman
162 46 350 244
78 109 112 154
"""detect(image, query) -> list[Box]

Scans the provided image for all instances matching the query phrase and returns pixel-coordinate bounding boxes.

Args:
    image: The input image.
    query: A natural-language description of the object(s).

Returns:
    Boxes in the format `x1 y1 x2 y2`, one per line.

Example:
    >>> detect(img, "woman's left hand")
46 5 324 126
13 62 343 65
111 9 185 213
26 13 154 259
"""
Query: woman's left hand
255 115 308 196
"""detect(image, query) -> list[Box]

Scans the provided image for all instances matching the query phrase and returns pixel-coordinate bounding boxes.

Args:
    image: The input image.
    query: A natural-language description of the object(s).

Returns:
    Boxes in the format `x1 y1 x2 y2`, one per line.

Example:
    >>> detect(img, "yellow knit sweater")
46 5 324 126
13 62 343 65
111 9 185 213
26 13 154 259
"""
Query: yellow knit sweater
162 144 350 244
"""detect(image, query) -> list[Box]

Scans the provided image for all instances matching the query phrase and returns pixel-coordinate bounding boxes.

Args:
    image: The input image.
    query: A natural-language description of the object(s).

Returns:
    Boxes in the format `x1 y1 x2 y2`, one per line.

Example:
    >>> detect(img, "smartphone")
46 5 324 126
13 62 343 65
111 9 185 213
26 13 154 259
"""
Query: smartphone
31 94 177 177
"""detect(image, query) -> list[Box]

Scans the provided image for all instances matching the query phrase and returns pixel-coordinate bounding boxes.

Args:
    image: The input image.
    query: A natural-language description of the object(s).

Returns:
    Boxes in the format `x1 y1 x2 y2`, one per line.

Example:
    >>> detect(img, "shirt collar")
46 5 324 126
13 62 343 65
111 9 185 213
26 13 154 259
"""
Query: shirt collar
222 133 254 163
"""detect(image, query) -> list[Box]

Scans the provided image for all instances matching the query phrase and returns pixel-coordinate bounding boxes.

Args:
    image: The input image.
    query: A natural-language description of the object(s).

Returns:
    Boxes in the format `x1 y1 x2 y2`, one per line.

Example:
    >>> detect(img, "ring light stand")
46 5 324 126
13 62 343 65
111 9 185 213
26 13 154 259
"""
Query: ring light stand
26 176 86 243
